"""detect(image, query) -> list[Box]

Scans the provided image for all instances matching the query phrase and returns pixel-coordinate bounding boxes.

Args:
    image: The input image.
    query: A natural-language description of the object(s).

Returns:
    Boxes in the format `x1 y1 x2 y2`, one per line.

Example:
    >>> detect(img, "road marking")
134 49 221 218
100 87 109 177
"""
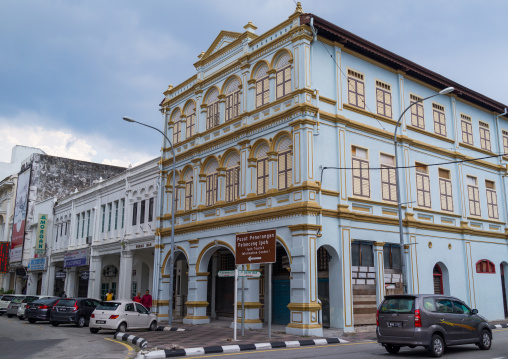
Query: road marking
186 341 377 358
104 337 135 358
493 328 508 332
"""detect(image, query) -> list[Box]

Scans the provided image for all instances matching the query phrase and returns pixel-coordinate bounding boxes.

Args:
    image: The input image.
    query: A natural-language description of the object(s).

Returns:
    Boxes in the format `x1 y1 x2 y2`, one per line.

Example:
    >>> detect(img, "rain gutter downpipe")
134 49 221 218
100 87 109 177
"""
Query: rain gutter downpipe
495 108 508 224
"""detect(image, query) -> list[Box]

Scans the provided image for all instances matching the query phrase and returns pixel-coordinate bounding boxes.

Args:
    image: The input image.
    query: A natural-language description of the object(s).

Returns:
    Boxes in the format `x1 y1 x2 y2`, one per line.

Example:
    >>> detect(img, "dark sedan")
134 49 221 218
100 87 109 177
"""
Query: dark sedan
50 298 100 327
26 298 61 323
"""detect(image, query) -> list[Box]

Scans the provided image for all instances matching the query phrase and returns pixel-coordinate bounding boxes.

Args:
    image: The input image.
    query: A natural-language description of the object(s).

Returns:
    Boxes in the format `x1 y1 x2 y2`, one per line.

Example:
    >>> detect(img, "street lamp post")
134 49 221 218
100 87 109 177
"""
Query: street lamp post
393 87 454 293
122 116 176 325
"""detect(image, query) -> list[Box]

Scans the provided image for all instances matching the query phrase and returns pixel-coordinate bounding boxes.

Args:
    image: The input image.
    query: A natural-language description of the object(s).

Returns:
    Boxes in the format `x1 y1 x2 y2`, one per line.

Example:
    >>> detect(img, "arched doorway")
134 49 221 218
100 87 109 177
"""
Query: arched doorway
317 246 331 328
433 264 443 294
173 253 189 319
268 242 291 325
206 248 236 319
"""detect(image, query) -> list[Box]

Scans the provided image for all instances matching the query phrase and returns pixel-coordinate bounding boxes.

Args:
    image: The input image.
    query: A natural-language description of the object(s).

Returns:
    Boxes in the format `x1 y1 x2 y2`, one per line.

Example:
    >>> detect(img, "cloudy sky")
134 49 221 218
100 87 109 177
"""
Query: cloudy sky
1 0 507 168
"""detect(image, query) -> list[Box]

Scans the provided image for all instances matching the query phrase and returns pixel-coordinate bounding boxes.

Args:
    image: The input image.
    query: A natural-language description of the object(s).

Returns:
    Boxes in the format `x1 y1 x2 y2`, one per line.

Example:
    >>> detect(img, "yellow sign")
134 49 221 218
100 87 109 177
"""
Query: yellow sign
35 214 48 255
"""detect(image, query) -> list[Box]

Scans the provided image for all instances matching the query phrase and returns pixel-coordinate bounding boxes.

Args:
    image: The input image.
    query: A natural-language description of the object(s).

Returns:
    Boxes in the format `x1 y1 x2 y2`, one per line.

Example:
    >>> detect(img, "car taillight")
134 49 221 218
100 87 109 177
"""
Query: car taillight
53 300 60 308
38 305 49 309
72 301 79 312
91 314 95 318
376 309 379 326
415 309 422 327
109 315 119 319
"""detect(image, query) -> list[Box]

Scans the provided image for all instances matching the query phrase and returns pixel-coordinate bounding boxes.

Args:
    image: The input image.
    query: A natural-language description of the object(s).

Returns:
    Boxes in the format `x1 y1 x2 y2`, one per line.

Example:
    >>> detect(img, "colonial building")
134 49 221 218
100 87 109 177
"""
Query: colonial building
155 3 508 335
48 158 158 300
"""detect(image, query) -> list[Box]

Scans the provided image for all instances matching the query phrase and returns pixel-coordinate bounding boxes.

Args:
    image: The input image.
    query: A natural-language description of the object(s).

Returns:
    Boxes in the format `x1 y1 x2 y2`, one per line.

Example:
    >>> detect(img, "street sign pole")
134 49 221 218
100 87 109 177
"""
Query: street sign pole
241 264 245 336
233 266 238 341
268 263 272 339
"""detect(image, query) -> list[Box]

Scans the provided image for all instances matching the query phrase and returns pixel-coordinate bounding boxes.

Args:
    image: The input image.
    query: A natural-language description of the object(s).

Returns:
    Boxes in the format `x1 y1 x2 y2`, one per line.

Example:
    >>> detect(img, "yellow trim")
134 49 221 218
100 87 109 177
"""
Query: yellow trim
407 125 456 144
104 338 134 353
183 316 209 320
185 301 209 307
161 246 189 278
196 240 235 273
286 323 322 329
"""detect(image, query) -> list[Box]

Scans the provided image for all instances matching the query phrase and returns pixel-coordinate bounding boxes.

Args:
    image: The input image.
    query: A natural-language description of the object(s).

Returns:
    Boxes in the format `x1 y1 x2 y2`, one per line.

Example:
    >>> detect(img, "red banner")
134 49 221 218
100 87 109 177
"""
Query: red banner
11 167 31 262
0 243 9 272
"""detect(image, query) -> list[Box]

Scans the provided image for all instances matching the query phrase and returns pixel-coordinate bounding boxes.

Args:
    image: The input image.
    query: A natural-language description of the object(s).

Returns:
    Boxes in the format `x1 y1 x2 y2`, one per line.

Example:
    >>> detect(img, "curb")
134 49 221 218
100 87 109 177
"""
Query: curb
114 332 148 349
138 338 348 358
156 326 188 332
490 323 508 329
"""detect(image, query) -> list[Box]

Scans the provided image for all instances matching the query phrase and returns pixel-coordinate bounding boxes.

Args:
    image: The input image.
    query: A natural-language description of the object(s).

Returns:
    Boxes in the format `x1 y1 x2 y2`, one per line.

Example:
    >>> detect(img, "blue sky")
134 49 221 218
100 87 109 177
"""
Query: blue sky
1 0 507 167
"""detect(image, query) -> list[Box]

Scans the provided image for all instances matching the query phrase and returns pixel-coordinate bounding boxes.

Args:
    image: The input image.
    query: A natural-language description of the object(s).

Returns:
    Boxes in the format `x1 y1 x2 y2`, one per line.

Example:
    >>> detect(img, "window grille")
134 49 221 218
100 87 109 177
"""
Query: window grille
256 65 269 108
476 260 495 273
347 69 365 109
351 241 373 267
352 146 369 197
276 54 291 99
317 247 331 271
461 114 473 145
416 163 431 208
467 176 481 216
376 81 392 118
486 180 498 219
185 103 196 138
432 103 447 136
220 252 235 270
380 154 396 202
410 94 425 129
383 244 401 269
438 169 453 212
479 121 491 151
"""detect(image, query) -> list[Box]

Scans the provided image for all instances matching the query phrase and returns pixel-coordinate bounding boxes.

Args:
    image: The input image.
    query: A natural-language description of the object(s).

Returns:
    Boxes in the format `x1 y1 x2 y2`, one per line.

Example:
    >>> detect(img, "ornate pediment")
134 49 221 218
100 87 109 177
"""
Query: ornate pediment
201 31 242 61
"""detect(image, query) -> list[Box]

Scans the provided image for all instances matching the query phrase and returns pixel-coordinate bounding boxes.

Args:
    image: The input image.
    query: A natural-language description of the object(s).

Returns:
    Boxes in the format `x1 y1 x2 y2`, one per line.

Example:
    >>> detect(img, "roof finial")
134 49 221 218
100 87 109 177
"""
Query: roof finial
295 1 303 14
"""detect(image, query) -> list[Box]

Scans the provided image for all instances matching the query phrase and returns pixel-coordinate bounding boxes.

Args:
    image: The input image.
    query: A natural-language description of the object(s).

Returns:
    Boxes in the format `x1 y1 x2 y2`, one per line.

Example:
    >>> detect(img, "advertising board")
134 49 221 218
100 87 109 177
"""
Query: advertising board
63 249 88 268
11 167 31 263
0 243 9 272
28 257 46 271
35 214 48 256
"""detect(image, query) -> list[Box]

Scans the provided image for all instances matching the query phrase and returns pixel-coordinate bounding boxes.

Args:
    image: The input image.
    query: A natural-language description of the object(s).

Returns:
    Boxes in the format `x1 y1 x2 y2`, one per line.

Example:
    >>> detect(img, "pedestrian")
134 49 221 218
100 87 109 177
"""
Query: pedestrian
133 292 142 303
61 290 66 298
106 289 114 301
141 290 152 310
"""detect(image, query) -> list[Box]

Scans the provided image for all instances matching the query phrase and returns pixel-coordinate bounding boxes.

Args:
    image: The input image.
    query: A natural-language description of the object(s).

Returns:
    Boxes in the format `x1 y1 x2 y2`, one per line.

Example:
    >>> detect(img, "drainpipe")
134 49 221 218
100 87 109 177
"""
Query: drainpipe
496 108 508 224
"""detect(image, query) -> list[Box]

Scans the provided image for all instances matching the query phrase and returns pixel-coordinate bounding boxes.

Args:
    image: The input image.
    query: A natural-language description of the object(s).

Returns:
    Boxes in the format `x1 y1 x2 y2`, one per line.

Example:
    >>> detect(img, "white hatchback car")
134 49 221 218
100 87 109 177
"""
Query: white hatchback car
89 300 157 333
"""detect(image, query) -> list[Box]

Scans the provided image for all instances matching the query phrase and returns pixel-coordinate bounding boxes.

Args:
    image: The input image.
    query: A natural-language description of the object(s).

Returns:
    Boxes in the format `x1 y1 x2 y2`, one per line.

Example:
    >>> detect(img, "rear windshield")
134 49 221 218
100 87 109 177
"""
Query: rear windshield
96 302 120 311
11 297 25 304
56 299 77 307
33 298 59 306
380 297 415 313
25 296 40 303
1 295 14 301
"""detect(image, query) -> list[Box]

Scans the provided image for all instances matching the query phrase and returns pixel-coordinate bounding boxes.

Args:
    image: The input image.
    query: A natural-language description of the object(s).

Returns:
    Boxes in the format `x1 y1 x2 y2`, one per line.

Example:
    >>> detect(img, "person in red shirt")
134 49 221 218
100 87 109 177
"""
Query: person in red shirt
141 290 152 310
133 292 142 303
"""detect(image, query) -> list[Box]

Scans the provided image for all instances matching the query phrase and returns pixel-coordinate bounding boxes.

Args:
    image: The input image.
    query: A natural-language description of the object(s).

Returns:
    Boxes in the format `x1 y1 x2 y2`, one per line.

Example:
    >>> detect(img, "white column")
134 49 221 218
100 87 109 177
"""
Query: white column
45 264 56 296
88 256 102 299
118 251 134 300
373 242 385 306
66 267 77 297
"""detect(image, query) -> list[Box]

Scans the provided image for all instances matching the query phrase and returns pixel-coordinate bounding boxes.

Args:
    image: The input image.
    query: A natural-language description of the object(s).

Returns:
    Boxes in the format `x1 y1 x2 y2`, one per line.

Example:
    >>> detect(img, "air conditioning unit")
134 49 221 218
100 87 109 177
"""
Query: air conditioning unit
86 236 92 244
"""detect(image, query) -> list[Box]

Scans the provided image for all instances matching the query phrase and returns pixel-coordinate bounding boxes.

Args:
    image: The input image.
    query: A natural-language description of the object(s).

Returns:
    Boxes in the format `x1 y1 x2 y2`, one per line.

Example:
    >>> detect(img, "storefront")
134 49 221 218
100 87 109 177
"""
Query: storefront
63 249 89 297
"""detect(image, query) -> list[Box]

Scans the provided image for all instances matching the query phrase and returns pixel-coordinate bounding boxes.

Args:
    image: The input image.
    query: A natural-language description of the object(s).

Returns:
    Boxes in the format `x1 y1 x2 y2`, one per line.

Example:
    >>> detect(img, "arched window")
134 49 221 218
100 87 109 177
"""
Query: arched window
255 65 269 108
172 109 182 144
225 153 240 202
275 53 291 99
184 170 193 211
277 137 292 190
256 145 269 195
205 160 218 207
433 264 443 294
185 102 196 138
206 89 220 130
225 79 241 122
476 260 495 273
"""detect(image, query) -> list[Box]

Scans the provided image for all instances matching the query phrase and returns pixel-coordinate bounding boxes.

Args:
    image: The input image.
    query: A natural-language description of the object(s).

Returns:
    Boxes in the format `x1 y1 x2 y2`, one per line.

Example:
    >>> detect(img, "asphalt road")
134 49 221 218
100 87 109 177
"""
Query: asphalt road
0 314 135 359
183 328 508 359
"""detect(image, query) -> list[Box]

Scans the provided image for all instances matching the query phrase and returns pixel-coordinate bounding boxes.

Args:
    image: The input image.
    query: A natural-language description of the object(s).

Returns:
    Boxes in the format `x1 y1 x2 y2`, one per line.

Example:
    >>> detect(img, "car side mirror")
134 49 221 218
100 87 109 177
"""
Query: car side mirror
471 309 478 315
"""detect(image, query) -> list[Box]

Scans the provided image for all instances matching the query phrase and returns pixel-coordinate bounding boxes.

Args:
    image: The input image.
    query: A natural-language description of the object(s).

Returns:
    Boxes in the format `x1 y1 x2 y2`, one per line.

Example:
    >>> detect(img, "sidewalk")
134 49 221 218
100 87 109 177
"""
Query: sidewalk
125 319 373 350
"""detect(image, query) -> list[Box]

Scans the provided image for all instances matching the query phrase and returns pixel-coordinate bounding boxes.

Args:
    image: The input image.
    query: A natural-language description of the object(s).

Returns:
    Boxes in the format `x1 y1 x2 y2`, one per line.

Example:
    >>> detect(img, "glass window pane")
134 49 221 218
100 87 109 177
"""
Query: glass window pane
351 243 360 267
391 245 401 269
383 246 391 269
361 243 373 267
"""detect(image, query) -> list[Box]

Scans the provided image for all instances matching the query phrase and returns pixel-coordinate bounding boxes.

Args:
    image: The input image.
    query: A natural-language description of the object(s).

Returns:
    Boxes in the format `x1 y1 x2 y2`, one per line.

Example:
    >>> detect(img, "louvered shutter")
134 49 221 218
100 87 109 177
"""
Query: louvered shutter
423 175 431 206
278 153 286 189
276 71 283 98
348 79 356 105
257 159 264 195
357 81 365 108
284 67 291 95
352 158 361 195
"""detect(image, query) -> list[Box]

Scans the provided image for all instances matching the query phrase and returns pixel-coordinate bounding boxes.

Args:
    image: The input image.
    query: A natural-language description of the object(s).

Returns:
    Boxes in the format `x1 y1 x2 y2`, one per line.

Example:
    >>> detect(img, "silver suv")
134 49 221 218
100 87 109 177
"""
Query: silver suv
377 294 492 357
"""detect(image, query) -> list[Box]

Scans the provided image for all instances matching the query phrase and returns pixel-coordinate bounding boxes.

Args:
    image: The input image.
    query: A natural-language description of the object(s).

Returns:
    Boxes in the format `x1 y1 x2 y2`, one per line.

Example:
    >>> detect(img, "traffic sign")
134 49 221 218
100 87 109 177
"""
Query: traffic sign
236 230 276 265
218 270 235 277
218 270 261 278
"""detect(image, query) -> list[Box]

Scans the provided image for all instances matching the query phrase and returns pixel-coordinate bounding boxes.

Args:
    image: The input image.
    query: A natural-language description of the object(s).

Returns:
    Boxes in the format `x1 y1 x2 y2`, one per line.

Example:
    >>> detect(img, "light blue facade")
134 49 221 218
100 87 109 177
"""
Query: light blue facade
156 4 508 334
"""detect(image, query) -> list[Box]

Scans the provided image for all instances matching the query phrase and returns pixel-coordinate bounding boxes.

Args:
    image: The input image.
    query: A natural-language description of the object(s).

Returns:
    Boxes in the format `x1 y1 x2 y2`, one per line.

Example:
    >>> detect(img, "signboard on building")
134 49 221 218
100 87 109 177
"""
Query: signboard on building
218 270 261 278
11 167 31 263
0 242 9 273
28 257 46 271
63 249 88 268
235 229 276 265
35 214 48 256
55 271 66 279
80 271 89 280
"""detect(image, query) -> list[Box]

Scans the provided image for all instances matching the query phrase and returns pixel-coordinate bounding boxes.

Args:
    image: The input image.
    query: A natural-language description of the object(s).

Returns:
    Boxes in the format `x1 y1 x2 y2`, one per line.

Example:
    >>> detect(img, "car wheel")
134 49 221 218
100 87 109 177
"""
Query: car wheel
51 321 59 327
28 318 36 324
18 316 25 320
478 329 491 350
7 314 13 318
149 321 157 331
384 344 400 354
89 328 99 334
76 316 86 327
117 322 127 333
428 334 444 357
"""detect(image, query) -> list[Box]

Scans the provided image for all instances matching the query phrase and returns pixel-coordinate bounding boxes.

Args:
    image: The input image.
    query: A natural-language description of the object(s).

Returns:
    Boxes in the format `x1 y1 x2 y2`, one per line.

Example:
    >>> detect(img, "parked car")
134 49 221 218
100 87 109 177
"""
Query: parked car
17 295 55 320
50 297 100 327
89 300 157 333
6 296 26 318
0 294 24 316
25 297 61 323
377 294 492 357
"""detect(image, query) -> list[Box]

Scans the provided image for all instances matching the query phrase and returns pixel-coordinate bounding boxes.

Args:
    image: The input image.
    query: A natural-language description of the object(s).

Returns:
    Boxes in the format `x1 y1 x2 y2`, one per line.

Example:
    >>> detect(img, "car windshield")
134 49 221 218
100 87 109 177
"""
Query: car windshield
11 297 25 304
96 302 121 311
56 299 77 307
380 297 415 313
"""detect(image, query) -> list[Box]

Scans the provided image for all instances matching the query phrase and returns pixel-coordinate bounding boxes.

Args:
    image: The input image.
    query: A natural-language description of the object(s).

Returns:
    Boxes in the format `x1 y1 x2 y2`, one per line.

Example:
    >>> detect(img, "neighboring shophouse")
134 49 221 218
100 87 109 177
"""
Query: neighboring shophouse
47 158 159 301
154 3 508 335
1 152 125 294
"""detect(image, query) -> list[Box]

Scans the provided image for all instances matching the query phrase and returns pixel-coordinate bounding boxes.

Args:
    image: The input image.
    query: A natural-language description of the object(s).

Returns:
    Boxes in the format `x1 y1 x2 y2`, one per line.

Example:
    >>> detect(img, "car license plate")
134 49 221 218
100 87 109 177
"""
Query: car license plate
388 322 402 327
12 306 18 309
96 320 106 324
